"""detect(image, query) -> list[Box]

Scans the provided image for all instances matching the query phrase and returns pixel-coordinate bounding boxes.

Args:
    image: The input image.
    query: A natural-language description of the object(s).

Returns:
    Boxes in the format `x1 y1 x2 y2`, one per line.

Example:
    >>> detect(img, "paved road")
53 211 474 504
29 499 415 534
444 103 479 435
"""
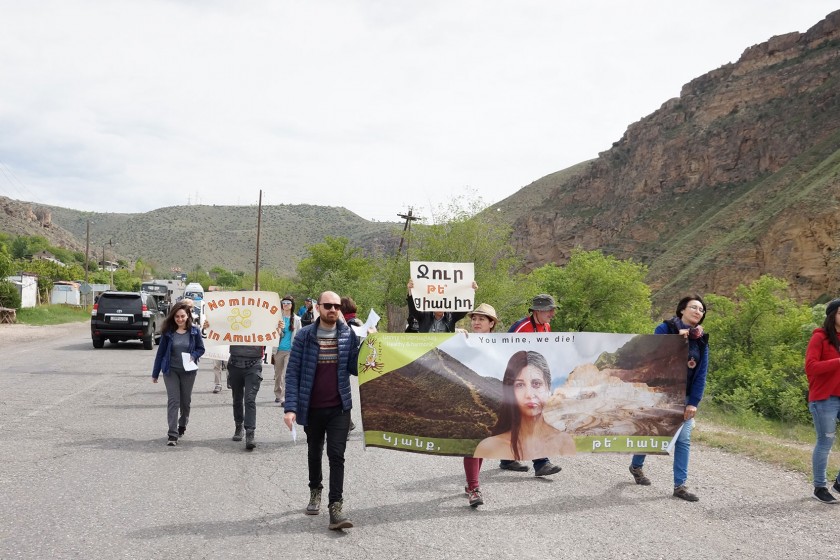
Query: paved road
0 323 833 559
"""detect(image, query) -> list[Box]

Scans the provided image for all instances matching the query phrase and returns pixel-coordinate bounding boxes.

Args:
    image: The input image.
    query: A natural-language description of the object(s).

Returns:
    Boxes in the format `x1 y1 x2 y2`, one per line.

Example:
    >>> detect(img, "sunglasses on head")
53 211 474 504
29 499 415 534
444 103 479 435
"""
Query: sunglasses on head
319 302 340 310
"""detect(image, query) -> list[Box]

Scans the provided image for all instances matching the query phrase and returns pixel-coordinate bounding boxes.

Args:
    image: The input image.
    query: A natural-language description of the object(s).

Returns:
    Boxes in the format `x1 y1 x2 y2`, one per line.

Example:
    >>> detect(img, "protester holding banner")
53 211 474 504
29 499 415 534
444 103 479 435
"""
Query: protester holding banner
273 295 301 406
629 295 709 502
406 280 476 333
284 291 361 530
460 303 500 507
500 294 563 477
804 297 840 504
152 301 205 446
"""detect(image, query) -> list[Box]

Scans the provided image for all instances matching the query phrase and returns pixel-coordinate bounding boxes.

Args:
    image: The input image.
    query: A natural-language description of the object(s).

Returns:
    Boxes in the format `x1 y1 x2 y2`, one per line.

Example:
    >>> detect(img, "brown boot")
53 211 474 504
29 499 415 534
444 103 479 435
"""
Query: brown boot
629 465 651 486
328 500 353 530
305 488 322 515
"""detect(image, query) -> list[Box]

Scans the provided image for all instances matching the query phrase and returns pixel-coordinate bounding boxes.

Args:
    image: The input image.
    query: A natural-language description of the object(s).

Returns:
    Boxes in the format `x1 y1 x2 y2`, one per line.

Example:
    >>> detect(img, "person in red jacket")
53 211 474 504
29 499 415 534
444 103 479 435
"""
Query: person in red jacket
500 294 562 477
804 297 840 504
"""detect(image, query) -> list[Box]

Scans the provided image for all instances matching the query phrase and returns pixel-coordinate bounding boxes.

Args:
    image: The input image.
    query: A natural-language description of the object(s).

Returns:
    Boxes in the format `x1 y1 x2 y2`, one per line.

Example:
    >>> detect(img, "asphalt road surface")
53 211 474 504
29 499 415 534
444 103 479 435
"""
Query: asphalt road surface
0 322 833 559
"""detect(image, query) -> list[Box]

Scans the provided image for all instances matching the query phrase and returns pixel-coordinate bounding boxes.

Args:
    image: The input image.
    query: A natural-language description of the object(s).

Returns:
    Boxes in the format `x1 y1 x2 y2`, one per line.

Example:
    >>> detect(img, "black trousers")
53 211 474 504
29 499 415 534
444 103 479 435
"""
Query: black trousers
304 406 351 504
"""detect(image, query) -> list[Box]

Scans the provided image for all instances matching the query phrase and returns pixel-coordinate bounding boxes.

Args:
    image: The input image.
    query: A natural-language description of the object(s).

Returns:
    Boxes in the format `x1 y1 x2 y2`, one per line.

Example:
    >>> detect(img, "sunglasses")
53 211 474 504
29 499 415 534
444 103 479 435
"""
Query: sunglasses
319 302 340 310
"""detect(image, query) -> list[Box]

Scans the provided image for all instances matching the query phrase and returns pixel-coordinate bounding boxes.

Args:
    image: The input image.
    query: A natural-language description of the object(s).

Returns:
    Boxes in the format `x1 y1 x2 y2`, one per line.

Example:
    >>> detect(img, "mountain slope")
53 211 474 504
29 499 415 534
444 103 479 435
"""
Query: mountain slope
507 10 840 307
5 201 400 275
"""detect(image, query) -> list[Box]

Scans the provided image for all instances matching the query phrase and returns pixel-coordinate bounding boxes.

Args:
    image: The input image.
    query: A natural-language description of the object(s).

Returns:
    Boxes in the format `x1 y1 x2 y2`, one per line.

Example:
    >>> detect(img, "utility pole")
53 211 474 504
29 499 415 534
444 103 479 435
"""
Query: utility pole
386 208 423 333
397 207 420 255
254 189 262 290
84 219 91 307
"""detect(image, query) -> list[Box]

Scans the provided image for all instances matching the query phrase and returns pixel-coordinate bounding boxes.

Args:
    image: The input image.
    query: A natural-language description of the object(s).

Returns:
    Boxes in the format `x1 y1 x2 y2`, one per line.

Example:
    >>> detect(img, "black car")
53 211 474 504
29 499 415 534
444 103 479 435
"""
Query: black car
91 291 164 349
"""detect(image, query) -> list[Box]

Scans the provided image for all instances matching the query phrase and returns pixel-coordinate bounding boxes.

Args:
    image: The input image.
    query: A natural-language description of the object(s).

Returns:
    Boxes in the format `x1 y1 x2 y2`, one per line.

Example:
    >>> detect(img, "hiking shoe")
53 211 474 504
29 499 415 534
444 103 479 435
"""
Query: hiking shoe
834 480 840 494
328 500 353 530
177 426 186 437
468 487 484 508
213 385 221 393
534 461 562 477
629 465 651 486
166 436 177 446
245 430 256 450
232 423 244 442
499 461 529 472
673 485 699 502
813 486 839 504
306 488 322 515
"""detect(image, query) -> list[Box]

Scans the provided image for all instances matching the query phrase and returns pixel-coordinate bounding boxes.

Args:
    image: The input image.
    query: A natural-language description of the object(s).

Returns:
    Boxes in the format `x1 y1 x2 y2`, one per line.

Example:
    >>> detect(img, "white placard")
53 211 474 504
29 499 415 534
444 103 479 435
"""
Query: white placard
409 261 475 312
202 291 283 346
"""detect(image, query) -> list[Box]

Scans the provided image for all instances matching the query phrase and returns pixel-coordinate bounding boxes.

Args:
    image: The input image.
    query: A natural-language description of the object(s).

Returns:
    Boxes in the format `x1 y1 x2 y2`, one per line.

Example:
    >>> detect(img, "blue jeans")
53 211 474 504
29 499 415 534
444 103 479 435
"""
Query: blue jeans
631 418 694 487
808 396 840 488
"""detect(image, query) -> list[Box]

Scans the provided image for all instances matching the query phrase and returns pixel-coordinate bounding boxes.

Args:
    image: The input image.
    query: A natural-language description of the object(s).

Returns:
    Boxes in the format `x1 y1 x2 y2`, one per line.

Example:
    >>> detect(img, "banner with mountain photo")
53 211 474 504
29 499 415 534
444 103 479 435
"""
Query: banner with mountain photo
358 332 689 459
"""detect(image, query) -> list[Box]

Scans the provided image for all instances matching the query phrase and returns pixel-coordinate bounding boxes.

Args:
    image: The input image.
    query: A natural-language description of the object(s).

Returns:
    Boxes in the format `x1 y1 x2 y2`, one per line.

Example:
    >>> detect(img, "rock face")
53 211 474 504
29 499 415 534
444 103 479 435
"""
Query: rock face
511 10 840 306
0 197 81 250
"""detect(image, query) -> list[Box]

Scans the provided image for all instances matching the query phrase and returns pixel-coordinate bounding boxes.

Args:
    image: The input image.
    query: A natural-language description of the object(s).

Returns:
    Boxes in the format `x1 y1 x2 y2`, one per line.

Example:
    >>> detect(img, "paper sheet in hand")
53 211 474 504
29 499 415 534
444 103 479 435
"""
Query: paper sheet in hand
351 309 381 338
181 353 198 371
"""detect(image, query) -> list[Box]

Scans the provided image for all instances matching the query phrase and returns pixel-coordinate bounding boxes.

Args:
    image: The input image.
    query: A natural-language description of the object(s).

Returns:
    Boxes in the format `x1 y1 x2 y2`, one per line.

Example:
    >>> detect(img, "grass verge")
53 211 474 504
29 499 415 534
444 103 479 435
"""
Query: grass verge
696 404 840 480
16 305 90 326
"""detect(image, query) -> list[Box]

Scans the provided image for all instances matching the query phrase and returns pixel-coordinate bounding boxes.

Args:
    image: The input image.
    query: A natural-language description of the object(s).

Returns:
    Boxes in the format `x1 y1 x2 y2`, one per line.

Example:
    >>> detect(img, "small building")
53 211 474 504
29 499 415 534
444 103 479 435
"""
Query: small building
32 250 65 266
51 281 81 305
5 274 39 308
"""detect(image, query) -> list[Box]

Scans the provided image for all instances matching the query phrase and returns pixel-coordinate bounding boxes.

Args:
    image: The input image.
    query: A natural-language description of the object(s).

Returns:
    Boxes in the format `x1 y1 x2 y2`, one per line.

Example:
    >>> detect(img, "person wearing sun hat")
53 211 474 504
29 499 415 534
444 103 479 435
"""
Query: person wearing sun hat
459 302 499 507
500 293 562 477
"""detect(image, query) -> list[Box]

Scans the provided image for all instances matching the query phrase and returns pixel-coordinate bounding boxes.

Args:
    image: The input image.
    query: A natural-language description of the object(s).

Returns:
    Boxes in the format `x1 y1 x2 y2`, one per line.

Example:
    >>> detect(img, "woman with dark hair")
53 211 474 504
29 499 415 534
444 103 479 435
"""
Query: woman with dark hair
273 295 302 405
628 295 709 501
474 350 575 461
340 296 363 328
804 298 840 504
152 300 205 446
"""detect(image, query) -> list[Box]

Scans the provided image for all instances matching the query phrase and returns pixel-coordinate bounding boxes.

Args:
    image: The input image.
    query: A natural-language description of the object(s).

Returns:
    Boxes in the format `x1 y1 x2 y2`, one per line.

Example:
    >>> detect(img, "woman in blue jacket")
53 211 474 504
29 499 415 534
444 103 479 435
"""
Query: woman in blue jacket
152 300 205 446
628 295 709 501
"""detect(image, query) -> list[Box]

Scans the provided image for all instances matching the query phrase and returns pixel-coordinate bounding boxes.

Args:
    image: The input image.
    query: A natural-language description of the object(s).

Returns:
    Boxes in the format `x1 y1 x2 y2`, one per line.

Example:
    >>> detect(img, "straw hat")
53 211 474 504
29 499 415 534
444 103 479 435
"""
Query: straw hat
468 303 498 322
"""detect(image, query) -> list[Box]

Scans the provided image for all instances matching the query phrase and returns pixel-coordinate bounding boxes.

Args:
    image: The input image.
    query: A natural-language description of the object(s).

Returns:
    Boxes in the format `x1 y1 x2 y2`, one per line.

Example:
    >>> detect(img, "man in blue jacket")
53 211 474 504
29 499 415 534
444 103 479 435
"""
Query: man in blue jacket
284 291 360 530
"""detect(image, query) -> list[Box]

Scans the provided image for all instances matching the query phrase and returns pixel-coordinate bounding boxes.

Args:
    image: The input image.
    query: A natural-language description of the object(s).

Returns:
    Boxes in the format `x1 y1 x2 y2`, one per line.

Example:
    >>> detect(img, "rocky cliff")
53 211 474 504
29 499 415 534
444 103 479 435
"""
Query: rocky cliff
0 197 83 252
509 10 840 307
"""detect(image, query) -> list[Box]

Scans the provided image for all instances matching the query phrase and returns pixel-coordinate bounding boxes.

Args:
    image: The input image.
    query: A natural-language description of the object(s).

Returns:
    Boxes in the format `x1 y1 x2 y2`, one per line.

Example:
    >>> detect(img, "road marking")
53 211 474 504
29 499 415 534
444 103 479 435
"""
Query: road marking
27 375 114 417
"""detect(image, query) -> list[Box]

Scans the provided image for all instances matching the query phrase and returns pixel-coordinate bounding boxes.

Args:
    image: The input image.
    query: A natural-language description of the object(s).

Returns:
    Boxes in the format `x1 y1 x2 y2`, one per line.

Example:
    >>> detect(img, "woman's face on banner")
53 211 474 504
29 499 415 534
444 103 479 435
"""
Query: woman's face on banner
513 364 549 417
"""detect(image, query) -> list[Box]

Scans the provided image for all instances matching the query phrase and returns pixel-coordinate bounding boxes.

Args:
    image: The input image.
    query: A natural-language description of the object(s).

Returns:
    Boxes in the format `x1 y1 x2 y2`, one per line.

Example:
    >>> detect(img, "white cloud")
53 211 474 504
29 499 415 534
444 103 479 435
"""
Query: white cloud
0 0 836 221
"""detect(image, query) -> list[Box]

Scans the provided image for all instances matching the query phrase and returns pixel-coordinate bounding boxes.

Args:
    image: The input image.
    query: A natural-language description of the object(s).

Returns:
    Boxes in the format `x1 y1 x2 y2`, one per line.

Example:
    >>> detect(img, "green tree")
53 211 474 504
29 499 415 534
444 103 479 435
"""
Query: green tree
526 248 654 333
112 269 141 291
702 275 813 422
297 237 374 293
186 266 212 290
405 195 524 327
10 235 50 259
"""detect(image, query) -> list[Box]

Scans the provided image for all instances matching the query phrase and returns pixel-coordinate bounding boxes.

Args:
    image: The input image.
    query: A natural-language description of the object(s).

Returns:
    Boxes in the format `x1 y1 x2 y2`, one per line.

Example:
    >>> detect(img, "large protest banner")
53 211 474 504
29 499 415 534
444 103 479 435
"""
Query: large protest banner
409 261 475 312
202 291 282 346
358 332 688 459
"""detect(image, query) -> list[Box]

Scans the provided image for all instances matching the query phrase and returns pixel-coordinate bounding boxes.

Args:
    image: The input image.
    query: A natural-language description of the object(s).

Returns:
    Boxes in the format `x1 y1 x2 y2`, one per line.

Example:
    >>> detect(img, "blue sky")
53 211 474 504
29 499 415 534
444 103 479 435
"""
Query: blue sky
1 1 837 222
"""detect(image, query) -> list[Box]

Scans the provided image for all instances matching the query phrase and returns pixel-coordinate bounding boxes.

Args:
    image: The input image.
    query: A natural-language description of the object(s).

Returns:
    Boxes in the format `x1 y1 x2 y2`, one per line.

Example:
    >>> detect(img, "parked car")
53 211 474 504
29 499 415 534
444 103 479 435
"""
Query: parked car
90 291 164 349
